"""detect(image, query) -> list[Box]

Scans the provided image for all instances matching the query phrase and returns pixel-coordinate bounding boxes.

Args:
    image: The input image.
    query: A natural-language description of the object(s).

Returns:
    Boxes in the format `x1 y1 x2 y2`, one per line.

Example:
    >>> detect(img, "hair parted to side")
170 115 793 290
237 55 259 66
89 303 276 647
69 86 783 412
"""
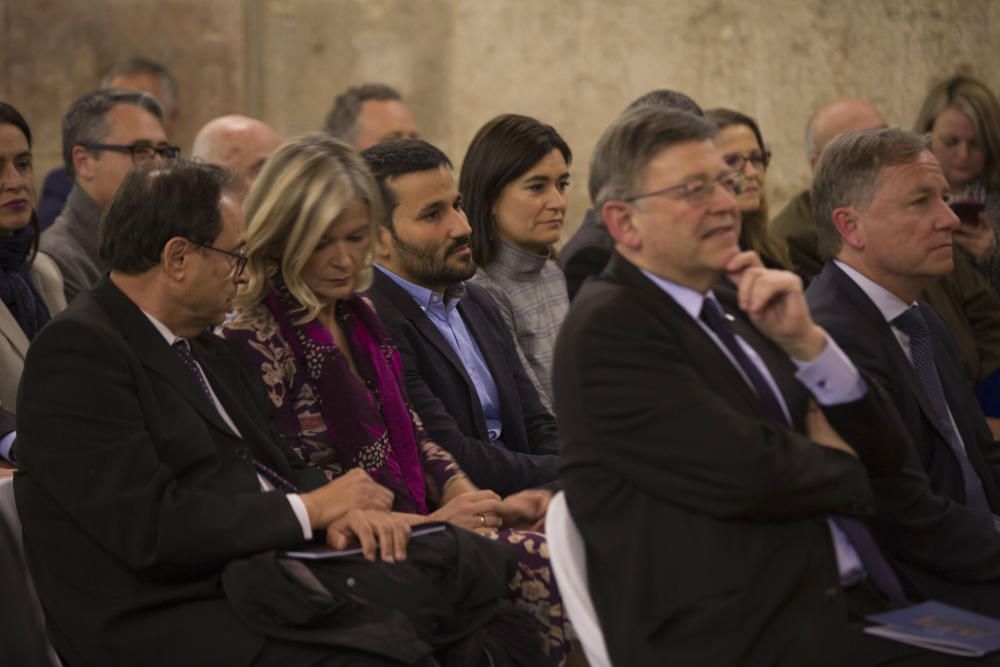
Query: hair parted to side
624 89 705 117
706 107 791 269
361 138 452 230
239 133 382 323
99 159 236 274
100 57 180 114
0 101 40 261
459 114 571 268
589 106 717 207
812 128 928 261
62 88 164 177
914 74 1000 189
324 83 403 143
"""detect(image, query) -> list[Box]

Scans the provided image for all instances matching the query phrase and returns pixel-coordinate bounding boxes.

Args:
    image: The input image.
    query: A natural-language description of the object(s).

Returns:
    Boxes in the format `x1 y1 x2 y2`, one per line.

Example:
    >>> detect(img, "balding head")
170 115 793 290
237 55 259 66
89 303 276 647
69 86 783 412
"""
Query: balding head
191 115 282 196
805 99 886 170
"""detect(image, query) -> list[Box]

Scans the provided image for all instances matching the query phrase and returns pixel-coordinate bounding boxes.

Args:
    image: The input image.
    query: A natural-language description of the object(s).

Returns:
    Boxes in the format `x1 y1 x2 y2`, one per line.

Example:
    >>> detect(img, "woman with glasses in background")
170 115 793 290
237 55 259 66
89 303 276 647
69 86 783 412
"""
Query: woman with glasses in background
915 75 1000 291
706 108 794 273
0 102 66 462
222 134 574 665
460 115 571 413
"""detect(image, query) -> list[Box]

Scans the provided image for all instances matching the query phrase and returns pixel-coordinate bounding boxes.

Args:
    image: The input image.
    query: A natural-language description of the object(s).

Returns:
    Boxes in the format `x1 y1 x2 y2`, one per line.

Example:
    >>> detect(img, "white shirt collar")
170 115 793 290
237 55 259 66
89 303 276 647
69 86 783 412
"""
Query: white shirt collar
639 269 714 319
141 309 182 346
834 260 914 323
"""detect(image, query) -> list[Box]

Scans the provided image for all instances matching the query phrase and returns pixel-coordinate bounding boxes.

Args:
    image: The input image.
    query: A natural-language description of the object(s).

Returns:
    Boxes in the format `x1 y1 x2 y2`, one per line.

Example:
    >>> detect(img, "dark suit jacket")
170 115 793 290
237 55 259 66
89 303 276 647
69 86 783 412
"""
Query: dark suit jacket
554 253 909 666
772 189 1000 384
807 261 1000 615
15 277 328 667
556 208 613 302
365 269 560 497
37 167 72 232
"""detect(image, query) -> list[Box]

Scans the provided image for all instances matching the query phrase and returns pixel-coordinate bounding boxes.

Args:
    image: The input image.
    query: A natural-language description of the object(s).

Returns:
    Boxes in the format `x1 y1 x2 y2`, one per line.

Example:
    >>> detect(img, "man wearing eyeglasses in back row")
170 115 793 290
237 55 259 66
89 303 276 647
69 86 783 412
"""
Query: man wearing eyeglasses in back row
41 88 179 303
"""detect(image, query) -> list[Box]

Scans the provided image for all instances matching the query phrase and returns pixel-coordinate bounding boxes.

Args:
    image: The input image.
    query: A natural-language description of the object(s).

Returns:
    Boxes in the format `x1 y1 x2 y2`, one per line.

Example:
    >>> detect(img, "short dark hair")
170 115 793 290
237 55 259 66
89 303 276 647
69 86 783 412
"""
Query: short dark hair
360 138 452 229
100 57 179 113
62 89 164 177
812 128 928 261
459 114 571 267
324 83 403 142
625 89 705 117
590 107 717 206
99 159 237 274
0 101 40 260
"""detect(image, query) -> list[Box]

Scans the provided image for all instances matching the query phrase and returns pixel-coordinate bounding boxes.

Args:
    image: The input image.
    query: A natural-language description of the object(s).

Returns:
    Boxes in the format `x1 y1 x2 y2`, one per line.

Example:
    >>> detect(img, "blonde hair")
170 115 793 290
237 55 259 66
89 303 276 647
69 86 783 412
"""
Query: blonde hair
238 133 382 322
914 75 1000 189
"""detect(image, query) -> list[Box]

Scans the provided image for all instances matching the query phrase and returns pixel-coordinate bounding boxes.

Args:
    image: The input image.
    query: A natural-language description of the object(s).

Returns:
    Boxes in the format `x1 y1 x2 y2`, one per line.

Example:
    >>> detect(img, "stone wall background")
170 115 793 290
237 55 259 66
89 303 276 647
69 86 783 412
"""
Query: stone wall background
3 0 998 236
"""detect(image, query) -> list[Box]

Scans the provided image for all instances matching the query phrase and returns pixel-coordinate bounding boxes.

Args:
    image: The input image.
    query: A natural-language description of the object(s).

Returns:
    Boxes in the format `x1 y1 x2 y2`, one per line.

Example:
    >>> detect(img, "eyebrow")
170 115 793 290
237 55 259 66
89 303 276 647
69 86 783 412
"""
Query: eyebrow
417 200 447 218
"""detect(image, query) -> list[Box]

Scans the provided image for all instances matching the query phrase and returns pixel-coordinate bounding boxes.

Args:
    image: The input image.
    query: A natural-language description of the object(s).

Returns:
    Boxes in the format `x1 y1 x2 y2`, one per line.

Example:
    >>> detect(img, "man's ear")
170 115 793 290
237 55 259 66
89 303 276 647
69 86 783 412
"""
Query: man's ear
375 226 394 261
602 200 641 251
831 207 864 251
162 237 190 281
71 145 94 182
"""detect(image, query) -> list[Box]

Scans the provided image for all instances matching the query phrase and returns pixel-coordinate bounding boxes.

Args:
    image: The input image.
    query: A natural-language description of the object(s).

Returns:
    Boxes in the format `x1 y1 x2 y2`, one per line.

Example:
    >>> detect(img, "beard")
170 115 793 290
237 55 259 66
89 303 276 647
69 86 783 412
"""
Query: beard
389 230 476 288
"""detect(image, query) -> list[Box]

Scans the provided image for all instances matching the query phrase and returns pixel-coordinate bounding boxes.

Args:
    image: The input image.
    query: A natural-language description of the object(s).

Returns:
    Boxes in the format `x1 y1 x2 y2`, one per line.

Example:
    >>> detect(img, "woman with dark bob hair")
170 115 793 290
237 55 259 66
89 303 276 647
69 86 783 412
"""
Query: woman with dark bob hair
0 102 65 422
460 114 571 411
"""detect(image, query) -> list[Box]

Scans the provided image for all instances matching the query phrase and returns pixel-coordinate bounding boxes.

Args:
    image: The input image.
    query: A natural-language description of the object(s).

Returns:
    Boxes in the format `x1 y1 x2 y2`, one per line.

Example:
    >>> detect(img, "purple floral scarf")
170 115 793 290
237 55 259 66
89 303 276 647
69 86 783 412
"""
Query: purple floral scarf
266 285 428 514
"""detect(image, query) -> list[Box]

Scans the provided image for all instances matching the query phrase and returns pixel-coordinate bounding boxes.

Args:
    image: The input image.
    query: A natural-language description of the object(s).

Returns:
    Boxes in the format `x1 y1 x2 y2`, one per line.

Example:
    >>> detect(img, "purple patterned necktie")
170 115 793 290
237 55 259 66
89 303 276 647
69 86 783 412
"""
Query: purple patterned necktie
171 339 297 493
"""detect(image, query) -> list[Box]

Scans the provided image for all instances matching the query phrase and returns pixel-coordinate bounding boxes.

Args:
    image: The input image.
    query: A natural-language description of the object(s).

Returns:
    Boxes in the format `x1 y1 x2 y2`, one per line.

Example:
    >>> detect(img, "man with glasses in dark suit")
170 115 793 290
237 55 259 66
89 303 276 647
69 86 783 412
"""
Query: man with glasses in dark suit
555 106 955 665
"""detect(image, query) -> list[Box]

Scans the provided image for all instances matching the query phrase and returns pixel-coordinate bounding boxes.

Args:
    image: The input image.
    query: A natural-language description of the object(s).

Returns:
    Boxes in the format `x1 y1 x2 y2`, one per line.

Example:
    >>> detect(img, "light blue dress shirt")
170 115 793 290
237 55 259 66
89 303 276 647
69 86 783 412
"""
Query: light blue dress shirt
640 270 868 585
377 265 504 441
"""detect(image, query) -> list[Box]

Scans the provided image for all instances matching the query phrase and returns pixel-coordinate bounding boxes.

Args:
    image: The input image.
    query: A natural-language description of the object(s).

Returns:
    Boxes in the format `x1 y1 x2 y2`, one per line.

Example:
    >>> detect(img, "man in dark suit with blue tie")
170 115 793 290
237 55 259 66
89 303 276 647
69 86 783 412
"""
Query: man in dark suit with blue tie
362 140 560 509
806 127 1000 618
554 106 957 665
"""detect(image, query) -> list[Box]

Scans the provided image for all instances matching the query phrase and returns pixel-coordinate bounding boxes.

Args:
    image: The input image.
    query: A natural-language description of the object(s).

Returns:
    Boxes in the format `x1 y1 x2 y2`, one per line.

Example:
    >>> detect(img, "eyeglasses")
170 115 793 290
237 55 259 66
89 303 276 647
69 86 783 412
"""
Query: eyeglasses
624 172 747 207
723 150 771 172
188 240 248 280
81 142 181 163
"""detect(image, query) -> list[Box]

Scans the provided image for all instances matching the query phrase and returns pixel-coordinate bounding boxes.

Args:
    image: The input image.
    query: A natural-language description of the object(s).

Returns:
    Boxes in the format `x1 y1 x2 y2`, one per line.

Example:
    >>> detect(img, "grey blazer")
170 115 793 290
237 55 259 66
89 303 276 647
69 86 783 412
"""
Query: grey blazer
0 253 66 412
39 185 105 304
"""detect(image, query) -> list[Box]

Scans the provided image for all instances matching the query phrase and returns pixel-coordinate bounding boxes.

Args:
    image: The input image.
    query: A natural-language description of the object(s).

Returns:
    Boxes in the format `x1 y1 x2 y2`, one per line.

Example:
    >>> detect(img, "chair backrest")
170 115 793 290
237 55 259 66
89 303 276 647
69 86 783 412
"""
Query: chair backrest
0 476 63 667
545 491 612 667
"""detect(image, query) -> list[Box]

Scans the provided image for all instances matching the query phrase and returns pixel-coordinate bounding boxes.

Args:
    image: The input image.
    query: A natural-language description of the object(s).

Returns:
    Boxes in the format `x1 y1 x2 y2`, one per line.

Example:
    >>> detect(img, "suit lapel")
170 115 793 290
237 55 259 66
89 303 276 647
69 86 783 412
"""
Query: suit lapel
825 264 954 445
0 301 29 359
370 270 488 434
603 254 768 418
90 278 239 437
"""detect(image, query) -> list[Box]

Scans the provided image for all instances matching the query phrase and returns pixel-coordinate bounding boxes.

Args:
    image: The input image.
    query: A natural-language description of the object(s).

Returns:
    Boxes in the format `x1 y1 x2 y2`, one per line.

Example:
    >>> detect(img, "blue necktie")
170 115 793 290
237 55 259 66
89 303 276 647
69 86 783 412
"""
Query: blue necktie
892 307 991 516
700 299 908 603
172 339 298 494
699 298 787 424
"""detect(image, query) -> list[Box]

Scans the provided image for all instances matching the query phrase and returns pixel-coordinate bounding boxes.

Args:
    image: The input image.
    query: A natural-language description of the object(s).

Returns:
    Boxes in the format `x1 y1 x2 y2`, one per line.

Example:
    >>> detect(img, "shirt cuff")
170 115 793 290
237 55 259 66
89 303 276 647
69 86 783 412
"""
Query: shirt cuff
286 494 313 541
0 431 16 465
793 336 867 405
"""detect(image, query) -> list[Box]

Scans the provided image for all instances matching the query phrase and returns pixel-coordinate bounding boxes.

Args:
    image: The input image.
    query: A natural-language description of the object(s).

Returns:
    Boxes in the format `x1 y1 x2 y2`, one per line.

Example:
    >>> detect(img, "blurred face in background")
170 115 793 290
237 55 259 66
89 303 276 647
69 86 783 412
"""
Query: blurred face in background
930 106 986 190
0 122 34 235
715 124 767 213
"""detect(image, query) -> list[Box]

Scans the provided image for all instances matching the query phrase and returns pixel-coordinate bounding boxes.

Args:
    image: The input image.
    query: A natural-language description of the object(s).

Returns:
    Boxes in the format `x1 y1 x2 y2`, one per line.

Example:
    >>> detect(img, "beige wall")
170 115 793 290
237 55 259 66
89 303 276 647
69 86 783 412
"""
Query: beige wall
5 0 999 236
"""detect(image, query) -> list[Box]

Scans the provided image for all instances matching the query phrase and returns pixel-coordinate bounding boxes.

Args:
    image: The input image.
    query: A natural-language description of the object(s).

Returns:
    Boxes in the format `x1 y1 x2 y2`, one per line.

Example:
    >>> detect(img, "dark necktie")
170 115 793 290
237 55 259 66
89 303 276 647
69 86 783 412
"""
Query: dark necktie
171 339 298 494
700 299 908 603
892 307 991 515
699 298 788 425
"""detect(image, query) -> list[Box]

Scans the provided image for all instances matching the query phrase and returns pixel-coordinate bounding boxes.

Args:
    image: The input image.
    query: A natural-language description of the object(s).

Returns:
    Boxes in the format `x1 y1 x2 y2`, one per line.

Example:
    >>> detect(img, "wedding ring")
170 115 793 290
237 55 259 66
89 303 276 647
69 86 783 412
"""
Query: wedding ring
478 513 486 528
